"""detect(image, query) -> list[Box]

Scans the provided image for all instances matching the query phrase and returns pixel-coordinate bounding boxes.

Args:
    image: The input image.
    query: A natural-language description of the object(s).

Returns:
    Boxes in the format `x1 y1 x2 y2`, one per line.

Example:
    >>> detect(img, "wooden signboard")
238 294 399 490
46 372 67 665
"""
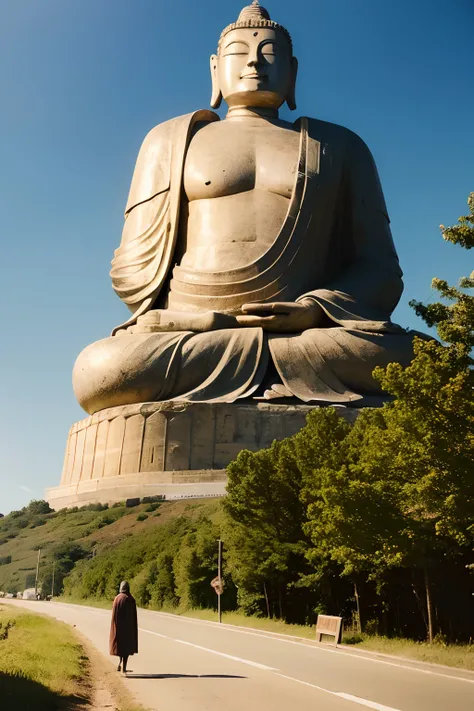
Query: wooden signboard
315 614 343 646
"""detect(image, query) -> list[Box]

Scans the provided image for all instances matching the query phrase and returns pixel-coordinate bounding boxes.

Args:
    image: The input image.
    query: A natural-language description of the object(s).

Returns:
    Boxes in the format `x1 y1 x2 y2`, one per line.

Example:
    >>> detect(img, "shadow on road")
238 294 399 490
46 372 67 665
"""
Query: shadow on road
126 673 246 679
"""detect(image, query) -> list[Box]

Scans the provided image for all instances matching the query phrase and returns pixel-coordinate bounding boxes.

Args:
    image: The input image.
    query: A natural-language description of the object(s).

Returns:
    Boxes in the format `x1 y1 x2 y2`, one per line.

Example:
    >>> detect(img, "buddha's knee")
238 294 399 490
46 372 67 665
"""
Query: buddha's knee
72 335 164 414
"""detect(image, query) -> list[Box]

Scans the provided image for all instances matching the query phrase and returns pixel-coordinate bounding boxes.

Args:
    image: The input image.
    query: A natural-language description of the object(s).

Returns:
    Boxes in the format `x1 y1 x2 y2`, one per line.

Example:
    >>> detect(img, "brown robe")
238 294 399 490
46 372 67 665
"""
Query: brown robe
109 592 138 657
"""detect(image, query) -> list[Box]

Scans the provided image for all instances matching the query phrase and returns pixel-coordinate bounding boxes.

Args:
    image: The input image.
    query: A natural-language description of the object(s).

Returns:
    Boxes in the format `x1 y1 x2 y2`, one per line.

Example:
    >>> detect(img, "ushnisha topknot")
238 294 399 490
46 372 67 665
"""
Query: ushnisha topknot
219 1 293 53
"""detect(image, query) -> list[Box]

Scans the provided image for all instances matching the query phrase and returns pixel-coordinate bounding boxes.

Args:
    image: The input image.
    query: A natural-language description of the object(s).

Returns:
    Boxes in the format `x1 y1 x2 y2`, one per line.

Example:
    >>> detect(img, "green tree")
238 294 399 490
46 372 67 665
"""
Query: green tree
173 516 221 609
302 193 474 641
224 439 308 619
376 193 474 549
224 411 351 622
438 192 474 250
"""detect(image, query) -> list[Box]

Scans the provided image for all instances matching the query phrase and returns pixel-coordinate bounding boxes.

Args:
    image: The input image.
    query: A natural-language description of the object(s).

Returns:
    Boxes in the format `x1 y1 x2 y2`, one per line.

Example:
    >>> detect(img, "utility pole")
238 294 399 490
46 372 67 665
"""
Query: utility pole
34 549 41 599
217 539 223 624
354 583 362 633
51 560 55 599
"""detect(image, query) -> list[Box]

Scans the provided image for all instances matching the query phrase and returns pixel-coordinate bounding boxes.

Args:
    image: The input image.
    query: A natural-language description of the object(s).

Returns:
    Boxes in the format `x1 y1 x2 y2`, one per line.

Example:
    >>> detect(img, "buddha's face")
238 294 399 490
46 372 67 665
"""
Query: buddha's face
211 27 297 110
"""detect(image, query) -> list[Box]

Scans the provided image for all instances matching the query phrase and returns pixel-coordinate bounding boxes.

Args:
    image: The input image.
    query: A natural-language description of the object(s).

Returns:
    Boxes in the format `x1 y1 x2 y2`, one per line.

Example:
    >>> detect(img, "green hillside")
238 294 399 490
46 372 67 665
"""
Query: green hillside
0 498 221 597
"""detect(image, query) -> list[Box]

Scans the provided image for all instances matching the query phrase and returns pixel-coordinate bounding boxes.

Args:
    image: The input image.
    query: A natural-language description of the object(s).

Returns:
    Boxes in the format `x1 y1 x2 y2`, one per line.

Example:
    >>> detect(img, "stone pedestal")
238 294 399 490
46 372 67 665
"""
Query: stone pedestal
46 401 358 509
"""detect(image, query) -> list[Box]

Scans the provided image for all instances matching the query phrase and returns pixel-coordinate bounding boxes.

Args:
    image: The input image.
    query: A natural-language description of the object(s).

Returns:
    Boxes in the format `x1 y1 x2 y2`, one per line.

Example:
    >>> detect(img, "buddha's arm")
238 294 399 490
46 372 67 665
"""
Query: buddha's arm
298 133 404 330
111 192 171 307
118 309 240 335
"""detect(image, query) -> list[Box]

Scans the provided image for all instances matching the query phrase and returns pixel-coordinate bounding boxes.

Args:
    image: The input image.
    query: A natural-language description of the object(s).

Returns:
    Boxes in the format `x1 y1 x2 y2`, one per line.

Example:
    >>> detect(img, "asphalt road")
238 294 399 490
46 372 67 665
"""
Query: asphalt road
5 600 474 711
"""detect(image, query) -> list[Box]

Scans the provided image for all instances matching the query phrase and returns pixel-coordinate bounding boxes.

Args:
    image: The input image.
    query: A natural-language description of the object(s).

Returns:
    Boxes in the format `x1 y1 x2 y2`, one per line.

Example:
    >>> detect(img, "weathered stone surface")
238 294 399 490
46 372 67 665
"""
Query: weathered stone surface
46 401 358 509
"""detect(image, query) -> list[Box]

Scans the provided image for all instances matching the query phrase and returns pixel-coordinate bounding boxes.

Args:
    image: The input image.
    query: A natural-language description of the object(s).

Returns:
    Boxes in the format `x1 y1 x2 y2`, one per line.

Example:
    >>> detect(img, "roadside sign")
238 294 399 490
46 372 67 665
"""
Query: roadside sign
211 576 224 595
315 614 343 646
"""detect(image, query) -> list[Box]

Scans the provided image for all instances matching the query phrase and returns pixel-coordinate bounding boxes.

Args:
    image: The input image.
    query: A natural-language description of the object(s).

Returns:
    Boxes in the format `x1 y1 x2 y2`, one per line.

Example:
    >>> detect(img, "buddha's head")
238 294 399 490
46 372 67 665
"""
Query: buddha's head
211 1 298 111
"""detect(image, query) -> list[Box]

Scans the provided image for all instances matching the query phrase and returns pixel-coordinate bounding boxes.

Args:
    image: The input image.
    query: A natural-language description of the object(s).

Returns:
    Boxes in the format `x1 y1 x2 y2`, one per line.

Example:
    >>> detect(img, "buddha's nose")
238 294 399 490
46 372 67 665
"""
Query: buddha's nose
246 49 260 67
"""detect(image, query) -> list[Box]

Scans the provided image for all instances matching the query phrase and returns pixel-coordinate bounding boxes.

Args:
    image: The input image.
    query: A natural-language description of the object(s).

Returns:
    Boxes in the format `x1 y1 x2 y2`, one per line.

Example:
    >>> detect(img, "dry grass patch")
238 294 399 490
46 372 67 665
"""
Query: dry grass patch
342 633 474 671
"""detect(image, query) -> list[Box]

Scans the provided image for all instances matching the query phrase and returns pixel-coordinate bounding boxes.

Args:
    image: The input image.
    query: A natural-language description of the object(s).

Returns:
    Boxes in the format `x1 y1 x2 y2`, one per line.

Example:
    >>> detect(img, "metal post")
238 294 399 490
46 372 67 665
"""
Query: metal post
51 560 55 599
34 549 41 599
217 539 223 624
354 582 362 633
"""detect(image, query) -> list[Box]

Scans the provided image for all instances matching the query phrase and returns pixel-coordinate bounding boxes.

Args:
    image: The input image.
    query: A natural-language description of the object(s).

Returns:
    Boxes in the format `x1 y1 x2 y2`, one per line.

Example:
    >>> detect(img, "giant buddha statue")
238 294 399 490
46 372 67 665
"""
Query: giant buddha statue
73 1 416 415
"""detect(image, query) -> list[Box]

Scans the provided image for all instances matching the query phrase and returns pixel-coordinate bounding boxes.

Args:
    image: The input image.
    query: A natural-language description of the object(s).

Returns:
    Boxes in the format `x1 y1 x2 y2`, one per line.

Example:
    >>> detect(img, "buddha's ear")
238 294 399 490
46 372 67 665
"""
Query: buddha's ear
286 56 298 111
210 54 222 109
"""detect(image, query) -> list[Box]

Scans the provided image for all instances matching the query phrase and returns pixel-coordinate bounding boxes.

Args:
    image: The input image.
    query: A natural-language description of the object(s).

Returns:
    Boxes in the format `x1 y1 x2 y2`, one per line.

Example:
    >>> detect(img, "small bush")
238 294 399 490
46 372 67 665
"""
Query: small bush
142 496 164 504
26 500 53 515
145 504 160 512
136 514 148 522
343 634 365 645
0 619 15 640
30 517 47 528
78 503 109 512
97 516 114 528
365 619 379 636
9 510 24 520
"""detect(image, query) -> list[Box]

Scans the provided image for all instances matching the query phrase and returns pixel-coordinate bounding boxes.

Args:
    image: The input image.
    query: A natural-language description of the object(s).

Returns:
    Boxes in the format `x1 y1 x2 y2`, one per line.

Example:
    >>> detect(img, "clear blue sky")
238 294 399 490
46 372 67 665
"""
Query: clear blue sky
0 0 472 514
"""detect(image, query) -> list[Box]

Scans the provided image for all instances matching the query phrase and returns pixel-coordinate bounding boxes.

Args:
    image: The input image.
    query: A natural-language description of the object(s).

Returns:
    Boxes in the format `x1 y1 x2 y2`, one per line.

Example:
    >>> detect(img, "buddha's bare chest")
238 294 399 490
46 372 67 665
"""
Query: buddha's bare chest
183 121 300 201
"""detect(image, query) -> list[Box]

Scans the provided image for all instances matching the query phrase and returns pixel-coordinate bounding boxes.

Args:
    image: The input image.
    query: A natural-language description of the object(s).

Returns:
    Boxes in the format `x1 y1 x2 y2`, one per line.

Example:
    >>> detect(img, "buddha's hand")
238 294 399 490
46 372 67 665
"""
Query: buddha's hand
123 309 240 334
236 299 324 333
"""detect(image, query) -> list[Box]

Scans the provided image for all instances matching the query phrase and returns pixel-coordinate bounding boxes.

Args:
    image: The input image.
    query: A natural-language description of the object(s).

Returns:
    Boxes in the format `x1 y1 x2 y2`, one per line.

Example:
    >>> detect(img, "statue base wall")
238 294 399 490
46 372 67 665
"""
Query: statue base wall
45 401 359 510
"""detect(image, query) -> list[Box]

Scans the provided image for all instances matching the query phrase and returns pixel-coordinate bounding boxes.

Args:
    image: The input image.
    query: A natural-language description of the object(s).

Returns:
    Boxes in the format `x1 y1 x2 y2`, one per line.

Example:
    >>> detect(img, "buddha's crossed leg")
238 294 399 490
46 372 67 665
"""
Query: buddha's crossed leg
73 326 419 415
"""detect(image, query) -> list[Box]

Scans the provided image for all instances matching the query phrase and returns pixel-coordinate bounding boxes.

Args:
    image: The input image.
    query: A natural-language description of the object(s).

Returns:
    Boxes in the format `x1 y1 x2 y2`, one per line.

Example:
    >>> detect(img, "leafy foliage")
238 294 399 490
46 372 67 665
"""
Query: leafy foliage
62 508 236 612
439 192 474 250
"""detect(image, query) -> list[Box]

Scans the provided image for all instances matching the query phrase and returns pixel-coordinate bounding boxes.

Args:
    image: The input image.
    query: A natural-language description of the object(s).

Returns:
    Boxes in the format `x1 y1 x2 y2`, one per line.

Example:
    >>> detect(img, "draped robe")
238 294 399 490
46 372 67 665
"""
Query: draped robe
73 111 419 415
109 592 138 657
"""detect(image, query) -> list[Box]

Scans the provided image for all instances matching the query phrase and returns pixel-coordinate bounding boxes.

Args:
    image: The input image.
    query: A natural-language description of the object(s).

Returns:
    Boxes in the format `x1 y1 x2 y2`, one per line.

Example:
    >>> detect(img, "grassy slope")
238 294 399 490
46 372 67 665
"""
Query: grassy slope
0 499 218 594
0 603 89 708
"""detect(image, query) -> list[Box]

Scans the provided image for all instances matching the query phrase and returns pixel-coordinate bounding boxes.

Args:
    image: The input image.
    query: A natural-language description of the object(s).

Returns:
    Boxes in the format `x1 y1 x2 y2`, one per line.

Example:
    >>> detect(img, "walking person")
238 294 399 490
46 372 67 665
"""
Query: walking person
109 581 138 674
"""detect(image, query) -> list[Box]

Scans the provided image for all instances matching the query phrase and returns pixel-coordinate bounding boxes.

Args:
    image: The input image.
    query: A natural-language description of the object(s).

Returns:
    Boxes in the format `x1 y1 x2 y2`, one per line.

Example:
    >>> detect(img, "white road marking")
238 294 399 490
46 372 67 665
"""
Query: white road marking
335 692 401 711
143 609 474 685
276 674 401 710
139 627 277 671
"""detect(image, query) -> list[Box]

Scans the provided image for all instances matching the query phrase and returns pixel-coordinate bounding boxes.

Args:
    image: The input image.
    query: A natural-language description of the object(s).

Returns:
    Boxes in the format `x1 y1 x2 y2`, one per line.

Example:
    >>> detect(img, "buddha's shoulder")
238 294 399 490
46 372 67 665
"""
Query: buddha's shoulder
140 110 219 149
305 117 372 154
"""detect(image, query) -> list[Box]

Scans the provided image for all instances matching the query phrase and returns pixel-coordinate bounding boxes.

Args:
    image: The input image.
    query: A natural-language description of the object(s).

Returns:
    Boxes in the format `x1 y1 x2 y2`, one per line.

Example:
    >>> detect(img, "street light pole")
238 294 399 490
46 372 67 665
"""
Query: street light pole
34 548 41 599
217 539 223 624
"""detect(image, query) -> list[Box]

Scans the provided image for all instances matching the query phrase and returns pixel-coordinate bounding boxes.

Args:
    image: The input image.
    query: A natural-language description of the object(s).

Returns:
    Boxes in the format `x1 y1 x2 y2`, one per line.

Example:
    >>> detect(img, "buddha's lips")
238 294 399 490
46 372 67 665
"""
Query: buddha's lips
241 73 268 81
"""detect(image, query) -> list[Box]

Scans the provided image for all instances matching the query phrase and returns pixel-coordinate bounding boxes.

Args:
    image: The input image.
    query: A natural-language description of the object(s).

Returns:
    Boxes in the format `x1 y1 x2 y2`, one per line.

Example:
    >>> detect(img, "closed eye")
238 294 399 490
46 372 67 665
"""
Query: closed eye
223 41 249 57
261 42 277 56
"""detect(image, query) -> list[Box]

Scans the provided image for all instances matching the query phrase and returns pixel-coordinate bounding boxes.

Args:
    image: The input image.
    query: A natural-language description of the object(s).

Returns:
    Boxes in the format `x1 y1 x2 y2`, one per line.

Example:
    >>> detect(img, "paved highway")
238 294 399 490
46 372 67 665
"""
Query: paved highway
6 600 474 710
